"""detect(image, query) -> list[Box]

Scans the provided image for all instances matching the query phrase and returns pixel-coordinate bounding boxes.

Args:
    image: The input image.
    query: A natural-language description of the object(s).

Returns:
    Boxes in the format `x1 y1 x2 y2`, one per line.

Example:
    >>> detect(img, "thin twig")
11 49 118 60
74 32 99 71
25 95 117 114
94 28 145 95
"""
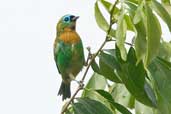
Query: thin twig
107 39 134 46
60 0 119 114
84 46 92 66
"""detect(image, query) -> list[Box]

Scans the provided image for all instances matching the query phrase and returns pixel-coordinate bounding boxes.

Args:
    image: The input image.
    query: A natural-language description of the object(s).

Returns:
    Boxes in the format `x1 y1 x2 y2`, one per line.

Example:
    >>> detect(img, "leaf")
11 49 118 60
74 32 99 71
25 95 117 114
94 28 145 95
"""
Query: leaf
95 1 109 32
100 0 120 19
124 1 137 17
116 12 127 61
145 5 161 67
124 0 139 5
124 15 135 31
91 59 100 74
94 1 116 37
100 0 113 13
115 47 157 107
99 51 121 82
134 21 147 63
135 100 154 114
148 58 171 114
161 0 171 4
96 90 132 114
82 73 106 99
72 98 113 114
133 2 144 24
151 0 171 32
158 40 171 62
110 83 135 109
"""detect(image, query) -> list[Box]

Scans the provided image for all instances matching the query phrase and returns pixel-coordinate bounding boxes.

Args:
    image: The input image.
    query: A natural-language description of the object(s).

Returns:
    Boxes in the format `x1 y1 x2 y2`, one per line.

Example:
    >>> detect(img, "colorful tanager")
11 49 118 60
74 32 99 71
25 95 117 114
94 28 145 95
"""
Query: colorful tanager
54 14 85 100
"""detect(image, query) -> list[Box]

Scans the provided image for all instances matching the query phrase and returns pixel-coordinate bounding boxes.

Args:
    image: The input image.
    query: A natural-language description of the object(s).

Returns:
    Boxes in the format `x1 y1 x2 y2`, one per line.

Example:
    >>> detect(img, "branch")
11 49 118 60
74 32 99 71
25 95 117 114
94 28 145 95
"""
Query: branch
61 0 119 114
107 39 134 46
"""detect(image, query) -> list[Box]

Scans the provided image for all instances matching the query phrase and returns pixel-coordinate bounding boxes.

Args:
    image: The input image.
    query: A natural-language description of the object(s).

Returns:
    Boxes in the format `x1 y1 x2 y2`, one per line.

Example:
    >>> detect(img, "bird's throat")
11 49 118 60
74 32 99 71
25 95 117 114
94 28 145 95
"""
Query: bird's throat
59 30 80 44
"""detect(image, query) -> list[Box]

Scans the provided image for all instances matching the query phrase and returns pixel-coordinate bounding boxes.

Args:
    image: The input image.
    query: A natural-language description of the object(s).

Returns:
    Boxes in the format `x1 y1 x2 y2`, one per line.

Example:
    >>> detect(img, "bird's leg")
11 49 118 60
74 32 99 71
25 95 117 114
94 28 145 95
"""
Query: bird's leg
69 73 84 88
69 73 79 83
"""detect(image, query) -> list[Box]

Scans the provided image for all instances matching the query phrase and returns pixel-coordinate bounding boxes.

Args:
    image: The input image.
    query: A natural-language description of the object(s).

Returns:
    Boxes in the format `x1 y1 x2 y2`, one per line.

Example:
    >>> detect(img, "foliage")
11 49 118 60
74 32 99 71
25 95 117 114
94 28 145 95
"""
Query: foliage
62 0 171 114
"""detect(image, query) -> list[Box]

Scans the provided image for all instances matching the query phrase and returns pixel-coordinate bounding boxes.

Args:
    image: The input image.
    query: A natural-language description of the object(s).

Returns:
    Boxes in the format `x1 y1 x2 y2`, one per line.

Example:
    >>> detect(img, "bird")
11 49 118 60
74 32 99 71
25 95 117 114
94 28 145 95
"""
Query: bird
53 14 85 100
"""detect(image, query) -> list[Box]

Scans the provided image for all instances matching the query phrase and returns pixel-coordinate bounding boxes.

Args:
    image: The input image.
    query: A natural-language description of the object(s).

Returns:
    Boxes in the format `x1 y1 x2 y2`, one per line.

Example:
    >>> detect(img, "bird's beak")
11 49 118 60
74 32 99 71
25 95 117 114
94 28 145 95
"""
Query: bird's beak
72 16 79 21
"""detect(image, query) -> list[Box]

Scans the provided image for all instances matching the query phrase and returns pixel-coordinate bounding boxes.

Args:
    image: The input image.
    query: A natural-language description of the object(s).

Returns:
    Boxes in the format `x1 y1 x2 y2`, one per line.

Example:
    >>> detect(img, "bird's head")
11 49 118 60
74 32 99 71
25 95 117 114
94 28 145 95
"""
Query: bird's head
57 14 79 33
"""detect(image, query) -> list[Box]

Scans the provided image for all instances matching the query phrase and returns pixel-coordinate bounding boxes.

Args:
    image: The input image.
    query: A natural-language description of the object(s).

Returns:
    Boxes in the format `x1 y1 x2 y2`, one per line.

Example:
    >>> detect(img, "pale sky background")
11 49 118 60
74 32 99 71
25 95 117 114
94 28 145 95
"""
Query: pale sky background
0 0 170 114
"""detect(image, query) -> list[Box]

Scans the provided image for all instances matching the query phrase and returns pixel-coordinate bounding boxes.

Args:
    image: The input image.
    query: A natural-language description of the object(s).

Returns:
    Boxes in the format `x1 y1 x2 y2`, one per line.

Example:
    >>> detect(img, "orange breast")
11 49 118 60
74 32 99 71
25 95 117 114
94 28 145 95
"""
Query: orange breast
59 29 80 44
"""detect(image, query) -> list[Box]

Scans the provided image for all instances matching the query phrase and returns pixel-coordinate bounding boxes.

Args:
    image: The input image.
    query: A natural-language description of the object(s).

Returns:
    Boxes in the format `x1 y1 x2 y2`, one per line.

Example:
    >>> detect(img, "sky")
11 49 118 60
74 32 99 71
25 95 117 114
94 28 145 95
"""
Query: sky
0 0 170 114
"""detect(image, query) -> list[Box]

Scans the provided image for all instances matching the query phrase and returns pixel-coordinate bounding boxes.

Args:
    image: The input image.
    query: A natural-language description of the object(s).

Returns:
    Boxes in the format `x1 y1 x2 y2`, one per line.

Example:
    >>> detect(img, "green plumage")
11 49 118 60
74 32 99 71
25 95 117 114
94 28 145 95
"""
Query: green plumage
54 14 85 100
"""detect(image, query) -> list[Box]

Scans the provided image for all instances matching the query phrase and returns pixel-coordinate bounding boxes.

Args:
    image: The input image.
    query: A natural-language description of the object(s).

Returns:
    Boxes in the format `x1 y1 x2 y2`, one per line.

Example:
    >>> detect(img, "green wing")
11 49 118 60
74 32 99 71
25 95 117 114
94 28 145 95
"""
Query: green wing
54 40 84 75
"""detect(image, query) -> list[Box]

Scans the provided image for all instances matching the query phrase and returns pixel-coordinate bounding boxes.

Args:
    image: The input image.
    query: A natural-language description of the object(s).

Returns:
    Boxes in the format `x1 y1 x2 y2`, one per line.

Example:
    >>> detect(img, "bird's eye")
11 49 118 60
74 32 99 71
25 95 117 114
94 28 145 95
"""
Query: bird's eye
63 17 70 22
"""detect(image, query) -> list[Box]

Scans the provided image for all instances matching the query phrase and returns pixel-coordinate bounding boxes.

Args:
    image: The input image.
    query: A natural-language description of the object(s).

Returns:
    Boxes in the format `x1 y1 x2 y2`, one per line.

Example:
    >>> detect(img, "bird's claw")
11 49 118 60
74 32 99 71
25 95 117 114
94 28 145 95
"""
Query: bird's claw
78 80 84 89
73 80 84 89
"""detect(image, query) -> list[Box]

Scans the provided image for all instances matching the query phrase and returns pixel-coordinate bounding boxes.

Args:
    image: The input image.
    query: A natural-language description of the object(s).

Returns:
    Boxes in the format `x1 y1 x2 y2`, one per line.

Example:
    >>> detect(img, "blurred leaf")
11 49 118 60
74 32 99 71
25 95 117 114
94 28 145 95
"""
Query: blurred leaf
148 58 171 114
124 1 137 17
100 0 134 32
82 73 106 98
151 0 171 32
65 107 74 114
99 51 121 82
135 100 154 114
100 0 113 13
96 90 132 114
95 1 116 37
116 12 127 61
145 5 161 67
133 2 144 24
158 40 171 62
162 4 171 15
115 47 157 107
124 15 135 31
124 0 138 5
95 1 109 32
161 0 171 4
110 83 135 109
134 21 147 63
73 98 113 114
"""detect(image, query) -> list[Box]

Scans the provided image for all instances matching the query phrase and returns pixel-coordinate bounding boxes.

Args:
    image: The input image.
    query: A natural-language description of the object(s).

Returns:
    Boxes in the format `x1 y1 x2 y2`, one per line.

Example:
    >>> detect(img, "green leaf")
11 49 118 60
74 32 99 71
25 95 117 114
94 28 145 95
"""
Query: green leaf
100 0 112 13
151 0 171 32
73 98 113 114
158 40 171 62
133 2 144 24
116 47 157 107
96 90 132 114
116 12 127 61
82 73 106 99
110 83 135 109
135 100 154 114
99 51 121 82
124 0 139 5
148 58 171 114
100 0 120 19
161 0 171 4
124 1 137 17
134 21 147 63
91 59 100 74
145 5 161 67
94 1 116 37
95 1 109 32
124 15 135 31
96 90 114 102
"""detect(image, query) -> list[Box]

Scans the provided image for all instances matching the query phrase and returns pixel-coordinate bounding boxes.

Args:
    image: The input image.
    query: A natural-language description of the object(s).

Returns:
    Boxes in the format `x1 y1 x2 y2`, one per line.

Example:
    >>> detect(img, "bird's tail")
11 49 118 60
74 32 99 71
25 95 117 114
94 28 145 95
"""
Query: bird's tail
58 81 71 100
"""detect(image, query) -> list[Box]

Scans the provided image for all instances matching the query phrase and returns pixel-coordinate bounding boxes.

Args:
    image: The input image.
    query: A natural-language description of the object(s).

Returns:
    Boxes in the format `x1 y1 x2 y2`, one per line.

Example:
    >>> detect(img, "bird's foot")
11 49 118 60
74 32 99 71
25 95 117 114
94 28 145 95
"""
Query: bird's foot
78 80 84 89
73 80 84 88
